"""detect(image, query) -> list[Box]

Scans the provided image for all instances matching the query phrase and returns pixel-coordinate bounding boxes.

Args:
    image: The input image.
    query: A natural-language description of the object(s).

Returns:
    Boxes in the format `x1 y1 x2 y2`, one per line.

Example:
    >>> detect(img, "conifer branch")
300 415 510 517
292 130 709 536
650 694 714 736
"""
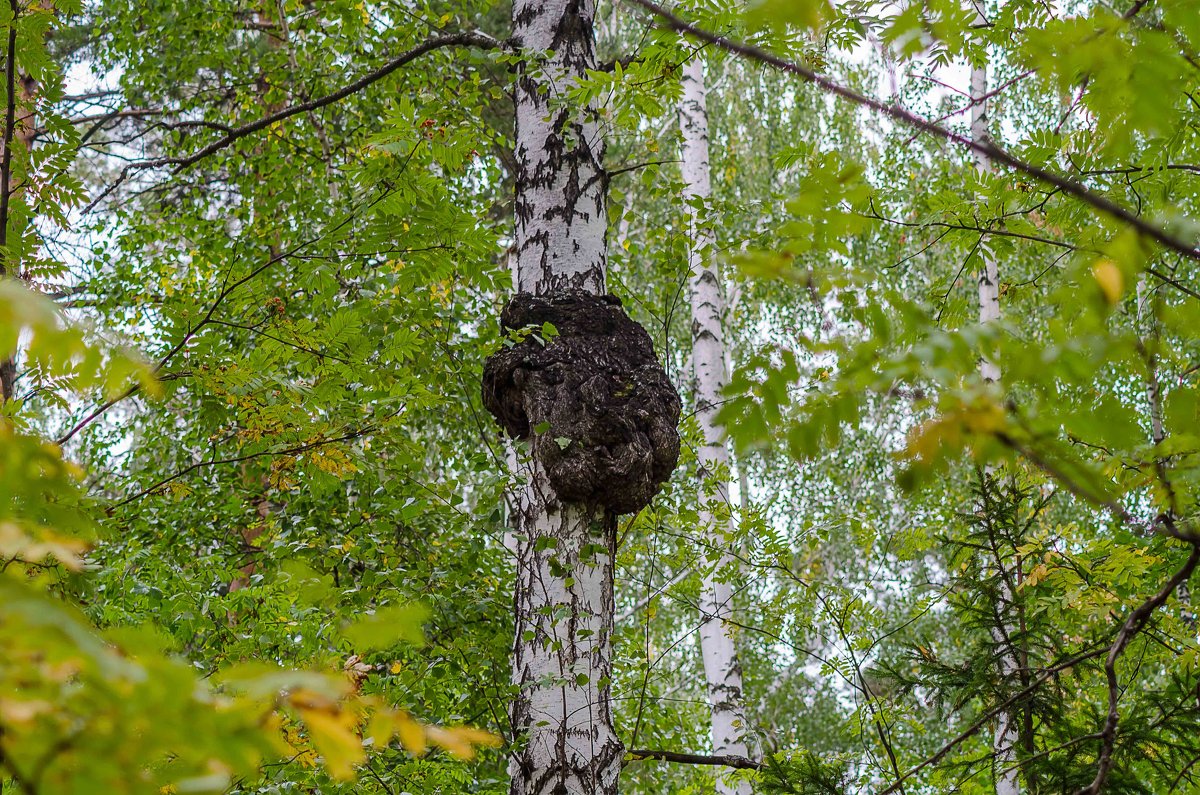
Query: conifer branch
1077 543 1200 795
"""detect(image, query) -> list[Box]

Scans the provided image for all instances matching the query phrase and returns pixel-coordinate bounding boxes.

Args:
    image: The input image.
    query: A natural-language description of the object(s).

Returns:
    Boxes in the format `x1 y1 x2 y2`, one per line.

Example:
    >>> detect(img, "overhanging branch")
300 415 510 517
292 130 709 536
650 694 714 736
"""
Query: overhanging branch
623 0 1200 262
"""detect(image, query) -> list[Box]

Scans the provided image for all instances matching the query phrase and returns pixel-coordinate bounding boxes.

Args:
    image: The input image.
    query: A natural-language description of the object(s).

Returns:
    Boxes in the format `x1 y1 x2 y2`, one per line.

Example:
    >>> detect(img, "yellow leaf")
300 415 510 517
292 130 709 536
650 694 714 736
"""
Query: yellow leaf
1021 562 1050 589
396 711 428 756
389 661 402 674
0 699 53 723
1092 259 1124 304
425 725 501 760
296 706 364 780
366 709 396 747
0 522 87 571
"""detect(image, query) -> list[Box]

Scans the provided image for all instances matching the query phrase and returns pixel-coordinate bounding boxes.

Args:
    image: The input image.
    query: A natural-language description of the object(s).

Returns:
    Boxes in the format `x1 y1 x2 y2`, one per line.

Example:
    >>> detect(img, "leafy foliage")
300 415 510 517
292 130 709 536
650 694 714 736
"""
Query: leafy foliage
5 0 1200 792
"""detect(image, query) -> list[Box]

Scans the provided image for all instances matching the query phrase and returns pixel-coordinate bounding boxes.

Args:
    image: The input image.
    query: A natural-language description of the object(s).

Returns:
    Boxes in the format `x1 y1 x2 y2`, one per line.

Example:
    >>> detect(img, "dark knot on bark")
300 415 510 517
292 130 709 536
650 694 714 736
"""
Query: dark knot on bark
482 290 681 515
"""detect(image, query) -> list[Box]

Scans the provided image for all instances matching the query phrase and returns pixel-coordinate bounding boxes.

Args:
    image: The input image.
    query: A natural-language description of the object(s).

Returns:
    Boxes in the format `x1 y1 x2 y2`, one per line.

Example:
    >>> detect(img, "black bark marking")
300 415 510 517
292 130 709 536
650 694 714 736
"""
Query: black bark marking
483 291 681 514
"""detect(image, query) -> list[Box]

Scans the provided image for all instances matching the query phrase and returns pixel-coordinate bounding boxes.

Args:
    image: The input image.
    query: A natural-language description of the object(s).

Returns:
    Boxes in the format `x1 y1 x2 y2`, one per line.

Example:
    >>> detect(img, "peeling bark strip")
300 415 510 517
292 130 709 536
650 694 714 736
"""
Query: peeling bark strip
507 1 623 793
679 56 752 795
513 0 607 295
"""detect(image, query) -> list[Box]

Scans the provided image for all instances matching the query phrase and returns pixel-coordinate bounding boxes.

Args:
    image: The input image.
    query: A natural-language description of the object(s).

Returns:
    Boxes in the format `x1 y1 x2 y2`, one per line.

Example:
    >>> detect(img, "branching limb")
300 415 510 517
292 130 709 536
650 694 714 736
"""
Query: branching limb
878 648 1108 794
58 169 413 445
107 422 382 513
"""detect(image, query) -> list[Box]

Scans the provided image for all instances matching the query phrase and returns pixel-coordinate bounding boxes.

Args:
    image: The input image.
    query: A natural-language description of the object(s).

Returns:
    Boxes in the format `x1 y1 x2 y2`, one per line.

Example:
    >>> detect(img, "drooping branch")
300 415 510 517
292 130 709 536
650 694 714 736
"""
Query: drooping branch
622 0 1200 262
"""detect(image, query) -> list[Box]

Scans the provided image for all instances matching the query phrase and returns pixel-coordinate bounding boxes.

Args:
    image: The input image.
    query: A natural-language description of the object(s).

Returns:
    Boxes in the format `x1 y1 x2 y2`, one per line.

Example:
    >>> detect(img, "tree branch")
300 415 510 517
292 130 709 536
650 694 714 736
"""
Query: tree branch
624 749 761 769
878 648 1108 794
100 31 499 178
58 171 413 445
1076 542 1200 795
622 0 1200 261
107 423 379 513
0 0 19 403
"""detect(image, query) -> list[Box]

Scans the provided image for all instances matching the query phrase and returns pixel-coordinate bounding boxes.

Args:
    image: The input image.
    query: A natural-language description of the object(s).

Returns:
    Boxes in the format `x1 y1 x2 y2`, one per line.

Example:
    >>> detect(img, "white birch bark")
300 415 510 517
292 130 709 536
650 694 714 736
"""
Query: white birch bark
512 0 607 296
509 2 620 794
970 7 1019 792
680 55 752 794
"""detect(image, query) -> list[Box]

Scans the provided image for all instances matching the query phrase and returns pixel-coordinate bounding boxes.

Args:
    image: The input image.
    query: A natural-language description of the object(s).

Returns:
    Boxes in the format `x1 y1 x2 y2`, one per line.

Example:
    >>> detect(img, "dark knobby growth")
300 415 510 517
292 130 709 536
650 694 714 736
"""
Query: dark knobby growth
483 290 681 515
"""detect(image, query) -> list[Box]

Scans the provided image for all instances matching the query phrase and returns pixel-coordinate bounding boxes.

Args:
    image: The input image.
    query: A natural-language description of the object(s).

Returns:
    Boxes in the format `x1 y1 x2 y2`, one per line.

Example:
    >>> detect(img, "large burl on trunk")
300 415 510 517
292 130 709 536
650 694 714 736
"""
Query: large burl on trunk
483 290 681 515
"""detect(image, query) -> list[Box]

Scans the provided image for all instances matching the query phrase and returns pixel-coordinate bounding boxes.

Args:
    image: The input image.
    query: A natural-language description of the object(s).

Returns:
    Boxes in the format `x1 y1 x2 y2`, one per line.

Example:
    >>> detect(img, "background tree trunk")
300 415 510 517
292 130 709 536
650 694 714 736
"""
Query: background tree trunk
679 54 752 795
970 7 1019 792
0 0 35 404
508 1 620 794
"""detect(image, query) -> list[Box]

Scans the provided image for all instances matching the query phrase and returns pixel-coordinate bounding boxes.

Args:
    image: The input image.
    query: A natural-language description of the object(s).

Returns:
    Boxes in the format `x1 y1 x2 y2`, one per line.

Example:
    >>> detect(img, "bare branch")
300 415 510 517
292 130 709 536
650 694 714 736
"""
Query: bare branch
625 749 761 770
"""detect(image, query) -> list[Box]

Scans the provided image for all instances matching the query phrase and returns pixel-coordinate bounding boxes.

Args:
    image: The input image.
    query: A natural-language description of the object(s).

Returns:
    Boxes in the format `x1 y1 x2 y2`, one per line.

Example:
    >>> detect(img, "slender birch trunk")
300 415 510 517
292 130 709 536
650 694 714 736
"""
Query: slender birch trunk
679 55 752 794
970 8 1019 793
508 2 619 794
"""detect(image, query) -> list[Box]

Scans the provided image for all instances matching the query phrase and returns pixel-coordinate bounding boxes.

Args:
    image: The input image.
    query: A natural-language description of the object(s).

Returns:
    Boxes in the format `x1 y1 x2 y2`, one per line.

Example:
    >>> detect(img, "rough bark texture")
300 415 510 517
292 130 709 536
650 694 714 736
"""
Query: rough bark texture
680 55 753 795
506 1 625 793
512 0 607 296
970 9 1019 793
483 291 681 515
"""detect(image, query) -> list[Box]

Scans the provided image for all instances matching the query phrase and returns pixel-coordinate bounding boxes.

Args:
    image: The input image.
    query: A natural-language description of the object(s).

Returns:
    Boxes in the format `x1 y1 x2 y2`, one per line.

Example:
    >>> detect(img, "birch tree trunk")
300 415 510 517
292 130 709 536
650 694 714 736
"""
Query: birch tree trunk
970 9 1019 793
508 2 620 793
679 55 752 795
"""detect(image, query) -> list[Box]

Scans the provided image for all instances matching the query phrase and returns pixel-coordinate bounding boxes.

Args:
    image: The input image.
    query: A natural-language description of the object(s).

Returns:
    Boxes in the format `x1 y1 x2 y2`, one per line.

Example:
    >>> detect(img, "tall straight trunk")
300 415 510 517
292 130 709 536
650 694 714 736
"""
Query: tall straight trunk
679 55 752 793
0 0 37 403
970 8 1019 793
508 2 619 794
